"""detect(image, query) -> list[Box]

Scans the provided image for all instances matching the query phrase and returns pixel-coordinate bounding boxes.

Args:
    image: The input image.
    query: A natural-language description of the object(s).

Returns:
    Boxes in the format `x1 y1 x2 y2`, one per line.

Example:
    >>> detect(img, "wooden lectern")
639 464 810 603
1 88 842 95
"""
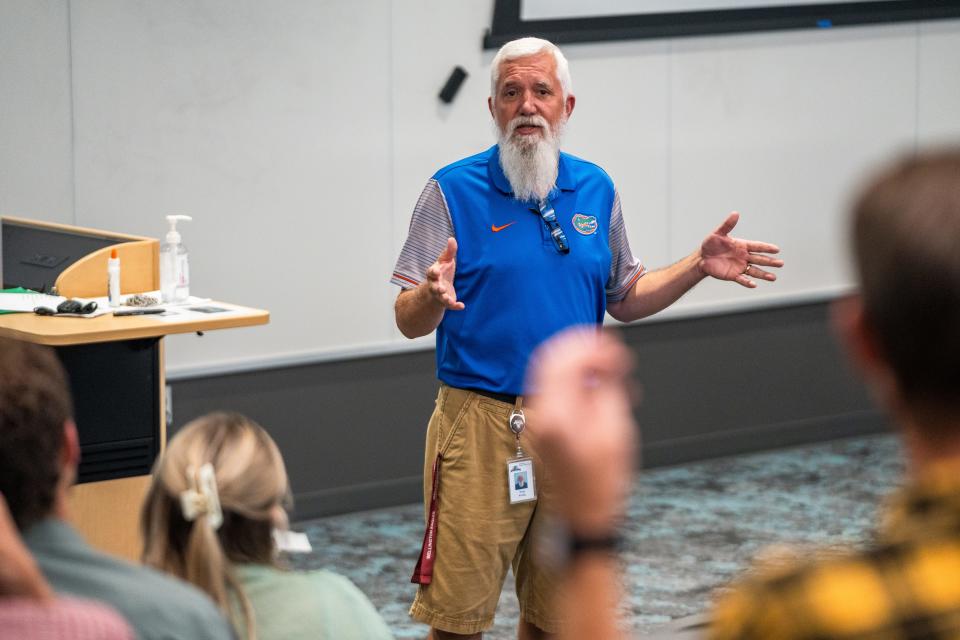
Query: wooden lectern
0 216 268 561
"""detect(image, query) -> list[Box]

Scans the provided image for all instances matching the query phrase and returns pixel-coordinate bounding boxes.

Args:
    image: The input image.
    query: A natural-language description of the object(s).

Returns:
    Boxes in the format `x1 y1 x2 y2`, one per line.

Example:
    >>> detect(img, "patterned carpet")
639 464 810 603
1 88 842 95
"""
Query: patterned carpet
289 433 902 639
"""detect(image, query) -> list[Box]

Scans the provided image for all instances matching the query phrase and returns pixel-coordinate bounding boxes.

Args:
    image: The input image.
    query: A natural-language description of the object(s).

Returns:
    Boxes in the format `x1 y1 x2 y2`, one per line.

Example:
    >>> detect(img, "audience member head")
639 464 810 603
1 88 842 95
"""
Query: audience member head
843 150 960 431
0 338 78 532
141 412 290 637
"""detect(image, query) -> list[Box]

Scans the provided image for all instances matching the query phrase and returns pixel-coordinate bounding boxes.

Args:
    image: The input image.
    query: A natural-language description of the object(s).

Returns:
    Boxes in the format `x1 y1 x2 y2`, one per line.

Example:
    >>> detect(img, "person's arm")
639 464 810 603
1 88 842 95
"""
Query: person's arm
608 250 705 322
560 554 625 640
608 212 783 323
527 328 636 640
394 237 465 338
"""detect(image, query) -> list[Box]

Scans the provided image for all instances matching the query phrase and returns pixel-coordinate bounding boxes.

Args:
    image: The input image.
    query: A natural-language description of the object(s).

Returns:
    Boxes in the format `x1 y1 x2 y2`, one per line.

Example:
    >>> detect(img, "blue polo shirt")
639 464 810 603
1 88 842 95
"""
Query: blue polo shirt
392 145 644 396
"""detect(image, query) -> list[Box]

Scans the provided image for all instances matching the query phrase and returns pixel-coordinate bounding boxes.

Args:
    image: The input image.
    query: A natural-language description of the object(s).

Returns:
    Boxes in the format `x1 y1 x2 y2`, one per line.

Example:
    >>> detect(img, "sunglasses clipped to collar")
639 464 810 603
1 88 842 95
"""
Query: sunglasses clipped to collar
533 198 570 254
34 299 99 316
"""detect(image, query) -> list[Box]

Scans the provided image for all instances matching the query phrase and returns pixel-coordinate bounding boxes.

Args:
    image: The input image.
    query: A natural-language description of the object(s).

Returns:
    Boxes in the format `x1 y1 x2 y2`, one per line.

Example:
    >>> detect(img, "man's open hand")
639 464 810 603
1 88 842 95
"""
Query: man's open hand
700 212 784 288
426 237 465 311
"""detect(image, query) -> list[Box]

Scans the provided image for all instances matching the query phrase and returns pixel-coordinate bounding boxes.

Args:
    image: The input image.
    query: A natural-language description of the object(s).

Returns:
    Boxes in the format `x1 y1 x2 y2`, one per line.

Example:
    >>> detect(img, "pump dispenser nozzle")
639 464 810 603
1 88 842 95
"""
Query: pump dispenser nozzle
165 215 192 244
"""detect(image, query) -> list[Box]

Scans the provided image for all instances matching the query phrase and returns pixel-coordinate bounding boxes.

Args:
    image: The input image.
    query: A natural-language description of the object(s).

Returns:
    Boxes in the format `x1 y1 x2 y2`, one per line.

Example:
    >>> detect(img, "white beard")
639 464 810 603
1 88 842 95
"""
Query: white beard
496 115 565 203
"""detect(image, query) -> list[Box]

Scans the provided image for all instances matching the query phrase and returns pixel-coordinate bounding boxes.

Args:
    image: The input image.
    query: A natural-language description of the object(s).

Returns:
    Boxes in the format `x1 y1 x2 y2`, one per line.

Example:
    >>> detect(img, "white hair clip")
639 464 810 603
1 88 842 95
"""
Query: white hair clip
179 463 223 530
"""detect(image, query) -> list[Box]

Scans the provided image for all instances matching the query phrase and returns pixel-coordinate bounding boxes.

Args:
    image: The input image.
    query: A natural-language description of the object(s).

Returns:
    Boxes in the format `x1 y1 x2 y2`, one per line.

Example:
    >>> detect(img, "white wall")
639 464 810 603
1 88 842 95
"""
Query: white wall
2 0 959 376
67 0 396 374
0 0 74 224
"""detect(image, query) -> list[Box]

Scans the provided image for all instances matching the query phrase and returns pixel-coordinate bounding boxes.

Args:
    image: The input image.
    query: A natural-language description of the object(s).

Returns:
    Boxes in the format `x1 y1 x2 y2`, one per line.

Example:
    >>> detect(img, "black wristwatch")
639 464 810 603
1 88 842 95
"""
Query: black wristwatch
570 533 623 556
537 517 623 570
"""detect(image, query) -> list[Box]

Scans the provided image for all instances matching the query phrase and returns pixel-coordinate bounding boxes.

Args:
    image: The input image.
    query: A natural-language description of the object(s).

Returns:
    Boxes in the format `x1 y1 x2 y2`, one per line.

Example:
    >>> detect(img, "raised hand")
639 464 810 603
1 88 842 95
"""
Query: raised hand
699 212 783 288
527 328 636 536
426 237 465 310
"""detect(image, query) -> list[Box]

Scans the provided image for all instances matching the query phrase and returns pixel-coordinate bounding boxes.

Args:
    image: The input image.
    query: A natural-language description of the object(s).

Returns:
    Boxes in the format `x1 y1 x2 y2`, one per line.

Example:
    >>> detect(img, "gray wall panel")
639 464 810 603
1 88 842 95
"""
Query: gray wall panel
171 300 887 521
627 301 885 467
171 349 438 520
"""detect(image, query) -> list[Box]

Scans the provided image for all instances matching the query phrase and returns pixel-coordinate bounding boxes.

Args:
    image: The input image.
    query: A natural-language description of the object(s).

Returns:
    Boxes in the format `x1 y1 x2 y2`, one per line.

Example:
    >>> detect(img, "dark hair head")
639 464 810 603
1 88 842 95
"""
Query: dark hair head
851 150 960 416
0 337 73 530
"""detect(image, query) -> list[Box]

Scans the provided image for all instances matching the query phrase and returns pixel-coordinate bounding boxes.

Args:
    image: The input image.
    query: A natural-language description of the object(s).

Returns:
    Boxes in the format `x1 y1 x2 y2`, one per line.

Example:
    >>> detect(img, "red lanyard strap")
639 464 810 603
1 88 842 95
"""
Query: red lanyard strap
411 453 442 585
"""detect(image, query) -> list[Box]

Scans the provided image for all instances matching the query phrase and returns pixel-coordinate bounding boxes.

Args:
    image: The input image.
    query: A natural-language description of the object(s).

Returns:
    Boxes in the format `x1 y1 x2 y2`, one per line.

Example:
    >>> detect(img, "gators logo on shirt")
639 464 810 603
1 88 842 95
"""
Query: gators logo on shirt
572 213 598 235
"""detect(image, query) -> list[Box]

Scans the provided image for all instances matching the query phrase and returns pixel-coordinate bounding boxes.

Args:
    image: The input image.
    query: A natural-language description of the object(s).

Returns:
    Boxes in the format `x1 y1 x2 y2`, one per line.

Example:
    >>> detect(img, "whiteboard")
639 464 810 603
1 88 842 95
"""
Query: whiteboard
521 0 894 21
2 1 959 378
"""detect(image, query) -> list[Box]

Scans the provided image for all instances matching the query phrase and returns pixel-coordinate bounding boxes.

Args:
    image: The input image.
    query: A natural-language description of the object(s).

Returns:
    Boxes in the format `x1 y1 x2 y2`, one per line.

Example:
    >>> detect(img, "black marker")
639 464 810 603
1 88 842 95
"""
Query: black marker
113 308 165 316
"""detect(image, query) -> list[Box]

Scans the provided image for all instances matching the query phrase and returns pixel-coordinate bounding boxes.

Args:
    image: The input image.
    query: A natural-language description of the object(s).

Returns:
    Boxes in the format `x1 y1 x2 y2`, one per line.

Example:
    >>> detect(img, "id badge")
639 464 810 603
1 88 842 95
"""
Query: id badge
507 457 537 504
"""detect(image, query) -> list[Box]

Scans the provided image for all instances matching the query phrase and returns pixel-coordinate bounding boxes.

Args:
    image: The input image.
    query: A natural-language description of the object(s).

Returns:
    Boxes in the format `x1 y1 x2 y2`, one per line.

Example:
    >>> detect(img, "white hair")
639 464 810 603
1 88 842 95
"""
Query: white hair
490 37 572 101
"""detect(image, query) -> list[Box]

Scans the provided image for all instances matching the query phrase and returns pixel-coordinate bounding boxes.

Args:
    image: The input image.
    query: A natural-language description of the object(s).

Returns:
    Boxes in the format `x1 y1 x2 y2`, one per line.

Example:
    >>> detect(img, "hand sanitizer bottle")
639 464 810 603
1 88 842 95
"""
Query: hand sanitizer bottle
160 215 193 303
107 248 122 307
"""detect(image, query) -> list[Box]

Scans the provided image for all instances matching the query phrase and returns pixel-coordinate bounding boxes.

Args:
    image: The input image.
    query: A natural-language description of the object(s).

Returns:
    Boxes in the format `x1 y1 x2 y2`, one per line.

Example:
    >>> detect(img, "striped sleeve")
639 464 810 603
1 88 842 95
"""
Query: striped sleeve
605 190 645 302
391 179 454 289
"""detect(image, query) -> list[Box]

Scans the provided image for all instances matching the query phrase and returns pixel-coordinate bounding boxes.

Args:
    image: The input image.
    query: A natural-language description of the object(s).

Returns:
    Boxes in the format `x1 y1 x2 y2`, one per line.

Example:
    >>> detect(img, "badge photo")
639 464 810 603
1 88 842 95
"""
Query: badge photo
507 458 537 504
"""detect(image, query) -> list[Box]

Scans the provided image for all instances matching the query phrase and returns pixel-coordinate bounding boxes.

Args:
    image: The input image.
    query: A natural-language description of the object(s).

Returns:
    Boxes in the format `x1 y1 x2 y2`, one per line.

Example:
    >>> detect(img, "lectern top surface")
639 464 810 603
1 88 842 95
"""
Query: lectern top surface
0 302 268 346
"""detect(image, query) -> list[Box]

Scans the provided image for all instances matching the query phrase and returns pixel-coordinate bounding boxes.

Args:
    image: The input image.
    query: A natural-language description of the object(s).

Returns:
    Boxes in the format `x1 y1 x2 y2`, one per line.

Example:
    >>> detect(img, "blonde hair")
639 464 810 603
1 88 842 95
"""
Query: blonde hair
141 412 290 640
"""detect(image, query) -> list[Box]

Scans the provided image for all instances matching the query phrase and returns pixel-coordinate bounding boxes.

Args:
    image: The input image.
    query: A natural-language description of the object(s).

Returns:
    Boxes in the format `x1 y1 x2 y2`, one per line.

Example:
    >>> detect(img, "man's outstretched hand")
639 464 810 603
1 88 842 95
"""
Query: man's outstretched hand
699 212 784 288
394 236 463 339
426 237 465 311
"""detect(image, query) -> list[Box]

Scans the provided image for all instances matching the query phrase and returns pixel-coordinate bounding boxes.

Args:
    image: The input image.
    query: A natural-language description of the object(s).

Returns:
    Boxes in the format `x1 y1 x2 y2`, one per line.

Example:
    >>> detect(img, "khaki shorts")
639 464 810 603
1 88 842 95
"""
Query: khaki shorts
409 385 560 635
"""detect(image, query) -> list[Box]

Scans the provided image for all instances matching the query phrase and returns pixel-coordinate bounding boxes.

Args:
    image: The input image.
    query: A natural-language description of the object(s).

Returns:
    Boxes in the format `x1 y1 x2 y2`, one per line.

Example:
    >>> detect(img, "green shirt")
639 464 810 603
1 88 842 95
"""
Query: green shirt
232 563 393 640
25 518 234 640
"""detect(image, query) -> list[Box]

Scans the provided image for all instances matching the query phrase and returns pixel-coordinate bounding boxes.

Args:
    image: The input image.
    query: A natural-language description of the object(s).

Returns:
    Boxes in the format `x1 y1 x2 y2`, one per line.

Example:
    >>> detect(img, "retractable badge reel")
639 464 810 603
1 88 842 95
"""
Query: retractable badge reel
507 400 536 504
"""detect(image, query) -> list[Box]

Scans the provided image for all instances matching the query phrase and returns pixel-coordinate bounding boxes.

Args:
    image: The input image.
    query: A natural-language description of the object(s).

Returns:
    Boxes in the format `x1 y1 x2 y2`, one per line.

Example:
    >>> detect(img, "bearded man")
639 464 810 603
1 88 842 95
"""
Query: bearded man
390 37 783 640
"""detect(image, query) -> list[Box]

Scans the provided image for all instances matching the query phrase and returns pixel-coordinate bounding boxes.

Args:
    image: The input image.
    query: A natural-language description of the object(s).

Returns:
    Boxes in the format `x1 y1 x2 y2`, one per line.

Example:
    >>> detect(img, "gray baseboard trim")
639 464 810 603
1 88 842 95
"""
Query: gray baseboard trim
293 475 423 521
642 409 889 468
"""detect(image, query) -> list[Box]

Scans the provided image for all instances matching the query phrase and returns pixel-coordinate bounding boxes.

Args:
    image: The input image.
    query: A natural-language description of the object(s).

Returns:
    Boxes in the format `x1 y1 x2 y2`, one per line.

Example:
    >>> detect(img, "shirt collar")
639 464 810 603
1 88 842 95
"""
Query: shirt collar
23 517 88 554
488 144 576 200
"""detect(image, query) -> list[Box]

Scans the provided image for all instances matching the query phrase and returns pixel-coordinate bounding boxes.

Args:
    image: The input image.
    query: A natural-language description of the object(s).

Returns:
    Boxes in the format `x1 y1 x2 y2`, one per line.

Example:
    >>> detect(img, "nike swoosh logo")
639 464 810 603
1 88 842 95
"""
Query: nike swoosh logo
491 222 516 232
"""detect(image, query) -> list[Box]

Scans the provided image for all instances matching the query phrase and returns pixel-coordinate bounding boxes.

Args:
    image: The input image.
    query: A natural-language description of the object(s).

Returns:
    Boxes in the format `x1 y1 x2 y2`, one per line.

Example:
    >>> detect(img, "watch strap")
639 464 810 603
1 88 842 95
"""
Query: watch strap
570 533 623 557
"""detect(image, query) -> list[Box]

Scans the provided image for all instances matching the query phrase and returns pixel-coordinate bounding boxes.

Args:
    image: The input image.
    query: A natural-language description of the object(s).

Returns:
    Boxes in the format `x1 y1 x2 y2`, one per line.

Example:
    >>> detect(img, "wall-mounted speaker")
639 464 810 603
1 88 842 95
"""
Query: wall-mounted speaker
439 66 468 104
